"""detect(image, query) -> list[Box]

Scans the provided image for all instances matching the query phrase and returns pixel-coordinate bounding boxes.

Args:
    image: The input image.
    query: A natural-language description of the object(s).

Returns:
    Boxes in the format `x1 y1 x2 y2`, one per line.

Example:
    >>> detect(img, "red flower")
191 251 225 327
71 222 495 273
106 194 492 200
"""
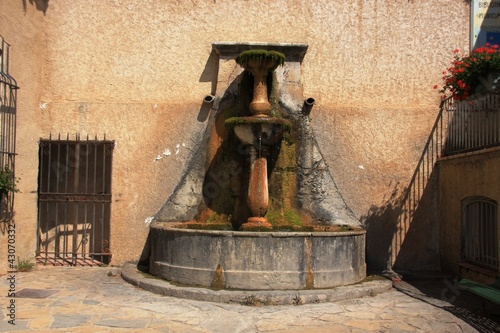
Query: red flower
437 43 500 100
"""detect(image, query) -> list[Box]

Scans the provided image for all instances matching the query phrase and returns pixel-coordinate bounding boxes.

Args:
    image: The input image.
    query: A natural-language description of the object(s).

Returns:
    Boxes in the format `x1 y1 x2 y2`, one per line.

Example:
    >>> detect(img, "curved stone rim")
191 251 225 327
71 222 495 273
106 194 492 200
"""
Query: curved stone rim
151 222 366 237
122 263 392 305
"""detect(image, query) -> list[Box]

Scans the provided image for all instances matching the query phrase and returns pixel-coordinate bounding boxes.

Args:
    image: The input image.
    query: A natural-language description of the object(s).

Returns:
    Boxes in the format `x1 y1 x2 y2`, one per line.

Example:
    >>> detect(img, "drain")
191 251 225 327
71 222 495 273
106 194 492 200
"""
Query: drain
15 288 59 299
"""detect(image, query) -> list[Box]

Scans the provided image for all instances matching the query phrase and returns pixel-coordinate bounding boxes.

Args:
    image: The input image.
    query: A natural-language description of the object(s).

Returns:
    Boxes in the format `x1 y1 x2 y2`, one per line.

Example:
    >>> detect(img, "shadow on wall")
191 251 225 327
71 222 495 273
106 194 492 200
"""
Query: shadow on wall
363 183 404 273
363 168 441 274
22 0 49 14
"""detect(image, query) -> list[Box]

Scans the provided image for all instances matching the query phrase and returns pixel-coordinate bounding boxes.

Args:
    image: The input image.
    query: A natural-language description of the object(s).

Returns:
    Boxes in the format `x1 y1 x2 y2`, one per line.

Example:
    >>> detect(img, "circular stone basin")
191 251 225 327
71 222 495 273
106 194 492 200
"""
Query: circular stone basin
148 222 366 290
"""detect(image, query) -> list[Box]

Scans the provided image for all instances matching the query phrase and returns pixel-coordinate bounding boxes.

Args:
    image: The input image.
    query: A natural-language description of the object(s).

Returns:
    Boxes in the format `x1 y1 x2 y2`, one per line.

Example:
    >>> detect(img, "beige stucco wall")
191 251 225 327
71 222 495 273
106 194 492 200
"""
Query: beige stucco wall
0 0 470 271
438 148 500 276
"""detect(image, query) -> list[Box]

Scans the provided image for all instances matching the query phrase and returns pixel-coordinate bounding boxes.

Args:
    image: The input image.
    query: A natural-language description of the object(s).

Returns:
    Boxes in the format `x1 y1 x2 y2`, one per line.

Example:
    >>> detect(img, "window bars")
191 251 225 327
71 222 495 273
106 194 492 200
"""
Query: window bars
0 36 19 222
462 197 498 270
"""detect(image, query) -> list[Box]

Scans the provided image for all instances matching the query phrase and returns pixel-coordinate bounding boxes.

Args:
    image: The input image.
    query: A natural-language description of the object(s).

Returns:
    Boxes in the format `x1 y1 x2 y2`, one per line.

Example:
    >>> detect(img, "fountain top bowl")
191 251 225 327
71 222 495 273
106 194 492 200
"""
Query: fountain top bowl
225 116 291 147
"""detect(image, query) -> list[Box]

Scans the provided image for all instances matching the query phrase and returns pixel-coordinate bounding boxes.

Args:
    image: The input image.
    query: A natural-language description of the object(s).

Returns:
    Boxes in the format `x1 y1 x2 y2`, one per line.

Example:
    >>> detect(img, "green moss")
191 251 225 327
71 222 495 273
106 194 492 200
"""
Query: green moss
224 116 292 131
265 203 304 228
265 209 282 225
236 50 286 70
181 223 233 231
284 209 302 226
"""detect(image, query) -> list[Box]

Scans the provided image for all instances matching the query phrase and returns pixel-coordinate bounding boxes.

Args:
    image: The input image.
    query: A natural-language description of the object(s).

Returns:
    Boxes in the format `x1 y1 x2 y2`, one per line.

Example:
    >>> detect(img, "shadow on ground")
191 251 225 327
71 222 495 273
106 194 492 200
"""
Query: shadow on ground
395 276 500 332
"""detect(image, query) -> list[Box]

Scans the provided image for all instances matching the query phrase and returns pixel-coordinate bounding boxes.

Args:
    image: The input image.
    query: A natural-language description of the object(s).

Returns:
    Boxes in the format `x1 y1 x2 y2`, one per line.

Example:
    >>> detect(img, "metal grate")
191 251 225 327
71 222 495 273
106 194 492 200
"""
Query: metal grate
37 135 114 266
462 197 498 270
0 36 18 222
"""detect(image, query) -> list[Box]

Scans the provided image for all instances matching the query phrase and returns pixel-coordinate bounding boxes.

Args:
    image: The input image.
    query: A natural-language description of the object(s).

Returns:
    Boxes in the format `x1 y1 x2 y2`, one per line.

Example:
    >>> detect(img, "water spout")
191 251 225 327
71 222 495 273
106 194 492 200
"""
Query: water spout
303 97 315 115
203 95 215 105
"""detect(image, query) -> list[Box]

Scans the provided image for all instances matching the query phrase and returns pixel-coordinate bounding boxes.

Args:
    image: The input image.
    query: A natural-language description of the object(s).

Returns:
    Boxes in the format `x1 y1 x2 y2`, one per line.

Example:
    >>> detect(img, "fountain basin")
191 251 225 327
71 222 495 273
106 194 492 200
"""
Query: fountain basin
226 116 291 147
148 222 367 290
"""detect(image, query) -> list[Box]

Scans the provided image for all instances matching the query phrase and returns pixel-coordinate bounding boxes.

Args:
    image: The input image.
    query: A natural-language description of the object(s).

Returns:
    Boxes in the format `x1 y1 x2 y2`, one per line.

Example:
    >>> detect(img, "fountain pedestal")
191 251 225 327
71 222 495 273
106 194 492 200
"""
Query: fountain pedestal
245 146 271 229
233 120 287 230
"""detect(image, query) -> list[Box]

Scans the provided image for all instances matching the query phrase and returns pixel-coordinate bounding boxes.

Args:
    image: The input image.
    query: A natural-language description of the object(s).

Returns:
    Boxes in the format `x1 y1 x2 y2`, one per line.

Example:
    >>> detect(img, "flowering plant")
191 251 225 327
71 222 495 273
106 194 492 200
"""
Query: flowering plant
436 43 500 100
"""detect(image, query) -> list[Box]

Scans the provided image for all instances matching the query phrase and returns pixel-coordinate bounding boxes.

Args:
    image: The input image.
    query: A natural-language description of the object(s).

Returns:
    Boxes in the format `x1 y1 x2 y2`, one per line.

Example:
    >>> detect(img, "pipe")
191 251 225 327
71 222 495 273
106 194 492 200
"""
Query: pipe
302 97 315 115
203 95 215 105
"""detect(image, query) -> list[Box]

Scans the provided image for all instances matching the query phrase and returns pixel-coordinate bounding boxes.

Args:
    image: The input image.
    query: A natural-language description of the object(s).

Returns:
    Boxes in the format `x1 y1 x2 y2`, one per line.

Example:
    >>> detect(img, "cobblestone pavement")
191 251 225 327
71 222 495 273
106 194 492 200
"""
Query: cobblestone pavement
1 266 500 332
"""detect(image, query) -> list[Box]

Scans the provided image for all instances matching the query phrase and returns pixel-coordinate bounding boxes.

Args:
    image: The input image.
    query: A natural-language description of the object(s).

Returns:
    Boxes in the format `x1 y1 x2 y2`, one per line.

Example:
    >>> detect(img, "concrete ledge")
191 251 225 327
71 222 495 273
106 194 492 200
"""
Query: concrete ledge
121 263 393 305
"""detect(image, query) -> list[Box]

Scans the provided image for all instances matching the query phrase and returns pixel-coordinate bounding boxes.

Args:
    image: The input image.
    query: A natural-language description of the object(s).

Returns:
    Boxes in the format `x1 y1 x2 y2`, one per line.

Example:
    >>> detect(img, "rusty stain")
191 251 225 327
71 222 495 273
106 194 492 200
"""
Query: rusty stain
305 237 314 289
211 264 225 290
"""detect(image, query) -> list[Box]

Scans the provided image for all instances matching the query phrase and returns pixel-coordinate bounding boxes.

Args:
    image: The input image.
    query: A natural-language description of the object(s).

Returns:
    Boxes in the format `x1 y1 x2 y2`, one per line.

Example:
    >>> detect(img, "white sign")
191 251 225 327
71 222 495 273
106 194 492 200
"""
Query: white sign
471 1 500 49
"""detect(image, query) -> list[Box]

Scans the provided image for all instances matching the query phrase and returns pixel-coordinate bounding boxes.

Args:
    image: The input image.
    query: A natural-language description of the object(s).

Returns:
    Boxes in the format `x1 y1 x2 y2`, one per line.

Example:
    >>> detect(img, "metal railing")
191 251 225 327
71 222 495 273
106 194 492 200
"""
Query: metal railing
390 97 450 267
390 94 500 268
444 93 500 155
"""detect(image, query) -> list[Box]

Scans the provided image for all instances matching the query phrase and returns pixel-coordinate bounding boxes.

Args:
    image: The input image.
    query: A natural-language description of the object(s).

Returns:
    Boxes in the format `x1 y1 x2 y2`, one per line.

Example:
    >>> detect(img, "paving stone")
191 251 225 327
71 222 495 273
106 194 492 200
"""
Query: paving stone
343 319 383 331
95 318 151 329
82 299 100 305
148 321 208 332
343 310 377 319
0 319 29 332
381 320 421 332
402 317 432 331
200 317 253 333
1 266 495 333
271 326 347 333
50 313 94 329
28 315 53 330
16 307 51 320
255 320 290 332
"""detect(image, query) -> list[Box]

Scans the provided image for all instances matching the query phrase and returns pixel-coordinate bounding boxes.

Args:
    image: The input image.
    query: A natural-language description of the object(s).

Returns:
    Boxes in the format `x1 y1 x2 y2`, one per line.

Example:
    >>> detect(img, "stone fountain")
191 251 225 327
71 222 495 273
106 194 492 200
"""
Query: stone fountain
228 50 291 231
139 43 366 291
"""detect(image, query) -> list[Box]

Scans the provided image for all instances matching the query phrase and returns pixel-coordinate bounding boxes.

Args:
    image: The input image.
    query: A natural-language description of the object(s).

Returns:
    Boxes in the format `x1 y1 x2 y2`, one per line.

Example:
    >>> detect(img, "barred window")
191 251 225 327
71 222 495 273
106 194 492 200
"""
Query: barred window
462 197 498 270
37 137 114 266
0 36 18 221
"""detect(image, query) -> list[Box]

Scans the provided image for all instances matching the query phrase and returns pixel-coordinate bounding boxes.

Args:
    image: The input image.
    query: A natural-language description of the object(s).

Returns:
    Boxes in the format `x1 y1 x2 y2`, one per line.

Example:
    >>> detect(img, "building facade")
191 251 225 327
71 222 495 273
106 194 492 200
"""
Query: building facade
0 0 470 273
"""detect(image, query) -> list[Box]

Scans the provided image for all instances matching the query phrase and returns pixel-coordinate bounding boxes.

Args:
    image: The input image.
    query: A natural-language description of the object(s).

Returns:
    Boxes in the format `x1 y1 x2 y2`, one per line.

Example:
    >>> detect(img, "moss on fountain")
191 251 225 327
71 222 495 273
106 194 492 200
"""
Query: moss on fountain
224 116 291 130
198 58 318 232
235 50 286 70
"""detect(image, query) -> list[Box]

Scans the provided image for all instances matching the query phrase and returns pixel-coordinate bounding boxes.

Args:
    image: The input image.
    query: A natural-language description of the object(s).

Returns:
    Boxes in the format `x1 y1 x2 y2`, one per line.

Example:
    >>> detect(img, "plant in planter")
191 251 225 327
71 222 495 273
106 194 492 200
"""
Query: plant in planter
436 43 500 100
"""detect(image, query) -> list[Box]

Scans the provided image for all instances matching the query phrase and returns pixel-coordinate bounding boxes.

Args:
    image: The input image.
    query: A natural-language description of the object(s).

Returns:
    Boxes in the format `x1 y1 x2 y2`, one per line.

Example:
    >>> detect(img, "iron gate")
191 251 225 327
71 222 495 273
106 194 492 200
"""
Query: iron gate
37 136 114 266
